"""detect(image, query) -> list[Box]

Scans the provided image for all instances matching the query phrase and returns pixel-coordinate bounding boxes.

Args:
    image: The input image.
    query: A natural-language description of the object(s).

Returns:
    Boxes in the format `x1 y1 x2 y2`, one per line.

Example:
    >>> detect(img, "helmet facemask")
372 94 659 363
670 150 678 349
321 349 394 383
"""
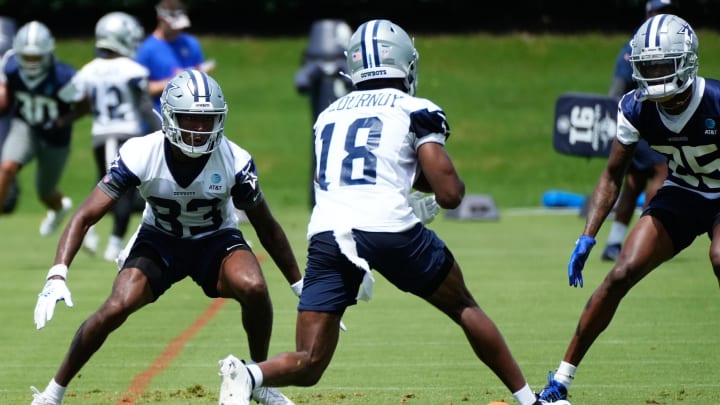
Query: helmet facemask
13 21 55 80
161 69 227 158
630 14 698 101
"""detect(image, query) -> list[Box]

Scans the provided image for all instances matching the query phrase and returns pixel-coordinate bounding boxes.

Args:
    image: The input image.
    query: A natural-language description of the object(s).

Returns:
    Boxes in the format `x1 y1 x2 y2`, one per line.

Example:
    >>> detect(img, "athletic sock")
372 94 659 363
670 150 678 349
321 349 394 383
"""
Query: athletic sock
246 363 263 388
44 379 66 403
512 383 537 405
607 221 628 245
554 361 576 389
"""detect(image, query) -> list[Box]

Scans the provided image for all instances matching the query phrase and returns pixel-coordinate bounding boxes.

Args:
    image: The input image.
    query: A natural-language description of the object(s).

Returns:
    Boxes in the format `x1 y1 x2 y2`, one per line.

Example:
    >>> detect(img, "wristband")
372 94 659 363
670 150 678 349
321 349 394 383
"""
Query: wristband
46 264 68 280
290 278 303 297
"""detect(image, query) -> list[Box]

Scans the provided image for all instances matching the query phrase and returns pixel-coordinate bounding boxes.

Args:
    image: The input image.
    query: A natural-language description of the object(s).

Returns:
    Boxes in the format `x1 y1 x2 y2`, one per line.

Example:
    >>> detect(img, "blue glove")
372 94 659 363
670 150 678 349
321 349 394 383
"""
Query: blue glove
568 235 596 288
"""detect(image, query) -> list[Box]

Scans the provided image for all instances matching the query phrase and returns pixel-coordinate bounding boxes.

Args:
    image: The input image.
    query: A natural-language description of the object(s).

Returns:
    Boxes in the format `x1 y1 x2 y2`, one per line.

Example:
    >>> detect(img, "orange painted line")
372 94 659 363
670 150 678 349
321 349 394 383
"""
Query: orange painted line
115 297 228 404
116 252 268 404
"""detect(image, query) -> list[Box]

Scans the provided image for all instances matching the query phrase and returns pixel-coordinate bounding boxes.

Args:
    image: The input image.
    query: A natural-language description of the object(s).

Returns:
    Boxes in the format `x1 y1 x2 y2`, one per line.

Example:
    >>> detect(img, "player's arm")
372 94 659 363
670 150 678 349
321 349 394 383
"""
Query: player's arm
52 188 115 270
583 137 635 238
244 198 302 285
416 142 465 209
231 160 302 285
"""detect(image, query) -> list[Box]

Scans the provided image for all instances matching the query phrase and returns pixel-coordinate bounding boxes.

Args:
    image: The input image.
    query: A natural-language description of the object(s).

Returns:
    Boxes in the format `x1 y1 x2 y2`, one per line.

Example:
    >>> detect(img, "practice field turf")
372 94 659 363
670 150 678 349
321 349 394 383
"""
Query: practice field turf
2 208 718 404
3 32 720 404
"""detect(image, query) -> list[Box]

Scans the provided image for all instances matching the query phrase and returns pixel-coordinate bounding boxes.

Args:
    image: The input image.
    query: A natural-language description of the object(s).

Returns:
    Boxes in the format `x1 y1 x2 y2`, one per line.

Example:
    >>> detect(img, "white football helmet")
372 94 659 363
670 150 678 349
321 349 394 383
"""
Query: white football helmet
95 11 144 58
161 69 227 157
12 21 54 79
346 19 419 95
630 14 698 101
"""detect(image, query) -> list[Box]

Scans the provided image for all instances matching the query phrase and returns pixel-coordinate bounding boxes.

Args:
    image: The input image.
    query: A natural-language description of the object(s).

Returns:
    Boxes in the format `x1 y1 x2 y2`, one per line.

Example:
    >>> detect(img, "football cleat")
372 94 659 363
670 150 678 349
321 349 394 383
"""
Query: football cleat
252 386 295 405
30 386 58 405
537 372 571 404
104 235 124 262
82 225 100 256
601 243 621 261
39 197 72 237
218 354 252 405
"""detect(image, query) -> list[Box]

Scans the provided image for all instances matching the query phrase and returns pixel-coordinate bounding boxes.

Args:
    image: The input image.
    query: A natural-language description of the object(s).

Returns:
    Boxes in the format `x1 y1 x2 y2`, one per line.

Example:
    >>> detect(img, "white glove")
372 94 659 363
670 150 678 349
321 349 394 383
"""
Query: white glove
290 277 347 331
34 279 74 329
408 191 440 224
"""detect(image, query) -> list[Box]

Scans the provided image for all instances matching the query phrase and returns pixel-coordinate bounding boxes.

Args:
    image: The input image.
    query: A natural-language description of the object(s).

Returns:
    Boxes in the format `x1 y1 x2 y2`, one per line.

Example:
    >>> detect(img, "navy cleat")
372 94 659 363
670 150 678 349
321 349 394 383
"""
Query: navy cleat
601 243 621 261
537 372 571 404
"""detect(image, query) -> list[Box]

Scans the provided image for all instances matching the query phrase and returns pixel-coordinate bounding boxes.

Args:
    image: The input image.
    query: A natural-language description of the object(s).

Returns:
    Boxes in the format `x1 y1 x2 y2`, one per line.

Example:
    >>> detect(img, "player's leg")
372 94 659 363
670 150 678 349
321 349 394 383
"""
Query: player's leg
217 247 274 362
709 222 720 287
425 259 538 404
0 119 31 215
53 267 154 385
540 212 675 402
601 169 642 261
36 140 73 236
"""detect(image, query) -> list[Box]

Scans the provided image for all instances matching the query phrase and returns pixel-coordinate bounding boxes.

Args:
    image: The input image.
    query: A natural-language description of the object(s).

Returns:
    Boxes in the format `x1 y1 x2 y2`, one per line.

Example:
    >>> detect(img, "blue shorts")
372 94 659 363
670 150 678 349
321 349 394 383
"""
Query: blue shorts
630 139 666 171
299 223 454 315
123 226 252 299
643 186 720 255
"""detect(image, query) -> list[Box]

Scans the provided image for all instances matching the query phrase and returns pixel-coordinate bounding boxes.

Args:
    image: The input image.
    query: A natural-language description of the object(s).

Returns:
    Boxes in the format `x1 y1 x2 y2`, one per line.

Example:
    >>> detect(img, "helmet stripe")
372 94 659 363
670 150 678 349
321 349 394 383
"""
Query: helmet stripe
646 14 668 48
186 69 210 102
27 22 40 47
360 20 381 69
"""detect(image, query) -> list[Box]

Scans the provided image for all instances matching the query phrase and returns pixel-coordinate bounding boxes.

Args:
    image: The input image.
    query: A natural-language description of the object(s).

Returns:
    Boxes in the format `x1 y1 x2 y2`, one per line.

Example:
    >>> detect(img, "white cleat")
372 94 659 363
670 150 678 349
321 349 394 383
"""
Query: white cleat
30 386 58 405
82 225 100 256
103 235 124 262
252 386 295 405
218 354 252 405
39 197 72 237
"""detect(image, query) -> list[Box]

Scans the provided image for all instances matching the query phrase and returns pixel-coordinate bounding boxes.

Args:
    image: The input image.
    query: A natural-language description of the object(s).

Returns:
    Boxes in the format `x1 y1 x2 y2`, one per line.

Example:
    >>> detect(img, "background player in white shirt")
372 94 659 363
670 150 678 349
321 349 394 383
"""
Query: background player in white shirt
65 12 160 260
30 69 301 405
217 19 542 405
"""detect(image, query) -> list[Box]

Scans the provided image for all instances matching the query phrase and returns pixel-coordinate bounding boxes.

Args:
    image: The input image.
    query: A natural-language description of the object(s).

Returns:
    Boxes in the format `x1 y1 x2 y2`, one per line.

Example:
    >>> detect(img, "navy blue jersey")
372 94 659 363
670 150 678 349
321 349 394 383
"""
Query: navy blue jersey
612 41 634 94
3 54 76 146
618 77 720 196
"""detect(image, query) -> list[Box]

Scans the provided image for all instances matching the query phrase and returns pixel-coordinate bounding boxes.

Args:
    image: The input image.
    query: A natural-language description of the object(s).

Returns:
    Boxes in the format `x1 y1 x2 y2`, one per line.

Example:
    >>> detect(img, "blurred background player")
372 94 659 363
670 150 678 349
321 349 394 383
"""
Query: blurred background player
0 15 18 213
30 69 300 405
63 12 160 260
599 0 676 261
0 21 88 236
135 0 215 116
294 19 353 207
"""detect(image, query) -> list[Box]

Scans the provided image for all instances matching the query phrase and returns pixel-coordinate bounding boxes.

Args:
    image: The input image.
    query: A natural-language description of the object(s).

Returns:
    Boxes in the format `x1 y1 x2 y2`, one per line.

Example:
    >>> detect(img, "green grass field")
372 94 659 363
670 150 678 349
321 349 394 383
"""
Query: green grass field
2 32 720 404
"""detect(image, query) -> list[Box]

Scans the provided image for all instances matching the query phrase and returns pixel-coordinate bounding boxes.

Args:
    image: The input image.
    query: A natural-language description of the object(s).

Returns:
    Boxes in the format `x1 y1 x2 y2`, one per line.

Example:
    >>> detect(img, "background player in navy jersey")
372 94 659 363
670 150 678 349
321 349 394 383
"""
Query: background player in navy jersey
30 69 300 405
64 11 159 260
217 19 542 405
599 0 675 261
539 14 717 404
0 21 89 236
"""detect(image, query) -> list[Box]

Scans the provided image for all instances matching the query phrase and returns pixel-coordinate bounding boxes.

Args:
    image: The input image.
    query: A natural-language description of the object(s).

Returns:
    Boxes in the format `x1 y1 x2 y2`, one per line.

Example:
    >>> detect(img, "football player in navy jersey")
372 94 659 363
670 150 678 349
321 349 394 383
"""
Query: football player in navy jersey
599 0 674 262
217 19 542 405
539 14 718 404
30 69 300 405
0 21 89 236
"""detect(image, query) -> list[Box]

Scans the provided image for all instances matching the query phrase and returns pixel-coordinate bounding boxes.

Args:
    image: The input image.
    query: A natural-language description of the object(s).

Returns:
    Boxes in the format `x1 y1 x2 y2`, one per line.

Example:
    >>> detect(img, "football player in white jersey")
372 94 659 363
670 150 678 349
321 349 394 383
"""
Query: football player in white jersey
539 15 720 404
30 69 301 405
217 20 542 405
64 12 160 260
